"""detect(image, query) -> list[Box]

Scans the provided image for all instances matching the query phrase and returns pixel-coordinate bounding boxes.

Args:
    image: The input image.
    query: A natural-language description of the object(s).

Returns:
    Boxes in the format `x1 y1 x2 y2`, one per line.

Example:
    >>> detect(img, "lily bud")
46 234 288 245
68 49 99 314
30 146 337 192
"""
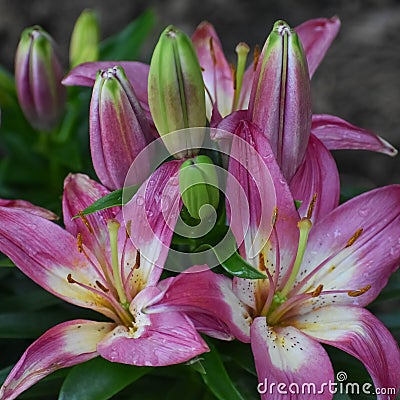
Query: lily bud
249 20 312 180
69 9 100 68
14 26 66 131
90 66 152 190
179 155 219 220
148 25 206 156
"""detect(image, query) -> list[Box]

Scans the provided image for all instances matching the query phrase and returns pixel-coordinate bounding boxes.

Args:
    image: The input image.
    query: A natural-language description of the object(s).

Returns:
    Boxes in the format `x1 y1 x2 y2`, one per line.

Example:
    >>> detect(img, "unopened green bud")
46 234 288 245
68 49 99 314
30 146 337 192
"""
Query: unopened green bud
148 25 206 150
179 155 219 220
69 9 99 68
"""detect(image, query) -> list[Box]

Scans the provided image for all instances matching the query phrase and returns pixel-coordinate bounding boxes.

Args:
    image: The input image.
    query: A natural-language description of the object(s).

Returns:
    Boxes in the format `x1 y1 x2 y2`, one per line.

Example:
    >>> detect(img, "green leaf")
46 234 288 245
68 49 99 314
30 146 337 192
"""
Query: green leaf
196 230 266 279
59 357 151 400
218 250 266 279
75 185 138 218
200 340 246 400
0 257 14 267
99 10 155 61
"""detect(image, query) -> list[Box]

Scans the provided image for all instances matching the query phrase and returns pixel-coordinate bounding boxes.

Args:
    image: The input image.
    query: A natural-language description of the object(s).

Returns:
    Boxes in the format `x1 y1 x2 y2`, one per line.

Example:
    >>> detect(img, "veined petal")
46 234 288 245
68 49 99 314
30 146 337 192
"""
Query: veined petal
289 306 400 400
185 311 236 341
227 120 277 263
0 207 116 319
62 61 149 112
63 173 117 259
0 320 115 400
0 199 58 220
97 286 209 366
290 134 340 222
123 161 183 286
251 317 334 400
192 21 234 119
296 185 400 306
146 265 251 342
312 114 398 156
295 17 341 78
228 121 299 303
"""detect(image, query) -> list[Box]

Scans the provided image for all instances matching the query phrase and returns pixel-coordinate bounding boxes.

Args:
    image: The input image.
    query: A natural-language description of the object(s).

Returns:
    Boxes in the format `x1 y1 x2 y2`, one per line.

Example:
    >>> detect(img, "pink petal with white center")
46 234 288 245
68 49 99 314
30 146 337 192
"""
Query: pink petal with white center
123 160 183 285
0 207 116 319
192 22 234 119
63 173 118 259
228 121 299 302
0 199 58 220
0 319 115 400
290 134 340 222
289 306 400 400
146 266 252 342
295 185 400 306
295 17 341 78
251 317 334 400
97 286 209 366
312 114 398 156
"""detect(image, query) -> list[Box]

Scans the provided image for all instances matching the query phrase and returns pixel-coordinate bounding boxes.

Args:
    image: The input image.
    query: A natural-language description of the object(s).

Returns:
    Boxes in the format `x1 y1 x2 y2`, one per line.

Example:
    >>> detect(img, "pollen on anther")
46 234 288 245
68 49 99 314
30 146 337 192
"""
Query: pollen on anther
307 193 318 220
134 250 141 270
78 211 94 234
253 44 260 71
96 280 109 293
311 284 323 297
345 228 363 248
77 233 83 253
348 284 371 297
67 273 77 284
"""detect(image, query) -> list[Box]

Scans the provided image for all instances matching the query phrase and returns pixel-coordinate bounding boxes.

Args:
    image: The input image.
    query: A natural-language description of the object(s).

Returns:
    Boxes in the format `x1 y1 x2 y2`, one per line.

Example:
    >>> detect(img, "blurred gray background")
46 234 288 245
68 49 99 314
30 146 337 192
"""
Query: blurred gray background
1 0 399 189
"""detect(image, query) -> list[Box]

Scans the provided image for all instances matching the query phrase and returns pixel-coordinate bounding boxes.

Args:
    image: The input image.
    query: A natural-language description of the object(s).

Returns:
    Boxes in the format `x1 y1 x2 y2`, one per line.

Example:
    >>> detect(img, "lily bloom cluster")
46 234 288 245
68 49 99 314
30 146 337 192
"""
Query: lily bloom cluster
1 14 399 400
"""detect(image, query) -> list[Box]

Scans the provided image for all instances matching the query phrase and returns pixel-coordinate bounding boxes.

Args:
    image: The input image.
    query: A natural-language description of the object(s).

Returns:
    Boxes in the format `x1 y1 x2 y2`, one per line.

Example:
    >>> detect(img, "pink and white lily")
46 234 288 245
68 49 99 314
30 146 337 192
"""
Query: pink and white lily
0 172 207 400
147 134 400 400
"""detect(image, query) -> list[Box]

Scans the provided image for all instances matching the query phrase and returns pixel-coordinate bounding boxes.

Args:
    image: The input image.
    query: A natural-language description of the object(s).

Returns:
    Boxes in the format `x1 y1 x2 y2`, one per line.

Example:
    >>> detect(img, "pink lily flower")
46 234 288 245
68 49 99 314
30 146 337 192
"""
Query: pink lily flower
0 172 207 400
147 130 400 399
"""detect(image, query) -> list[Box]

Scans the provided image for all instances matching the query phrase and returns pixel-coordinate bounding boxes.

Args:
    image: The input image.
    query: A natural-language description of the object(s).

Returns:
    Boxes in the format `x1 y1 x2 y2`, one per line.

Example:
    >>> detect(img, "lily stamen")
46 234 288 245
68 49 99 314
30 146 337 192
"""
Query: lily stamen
253 44 260 71
232 42 250 111
348 284 371 297
307 193 318 220
345 228 363 248
78 211 94 234
280 218 312 297
107 219 129 308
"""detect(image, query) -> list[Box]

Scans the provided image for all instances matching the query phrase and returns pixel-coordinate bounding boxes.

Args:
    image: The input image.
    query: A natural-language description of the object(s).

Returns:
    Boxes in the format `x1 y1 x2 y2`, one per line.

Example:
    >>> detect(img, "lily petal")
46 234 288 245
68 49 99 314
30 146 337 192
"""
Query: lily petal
295 16 341 77
251 317 334 400
290 134 340 222
146 265 251 342
0 199 58 220
296 185 400 306
0 320 115 400
227 120 276 263
62 61 149 112
312 114 398 156
0 206 116 319
289 306 400 400
63 173 117 259
97 286 209 366
192 21 234 119
123 161 183 286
